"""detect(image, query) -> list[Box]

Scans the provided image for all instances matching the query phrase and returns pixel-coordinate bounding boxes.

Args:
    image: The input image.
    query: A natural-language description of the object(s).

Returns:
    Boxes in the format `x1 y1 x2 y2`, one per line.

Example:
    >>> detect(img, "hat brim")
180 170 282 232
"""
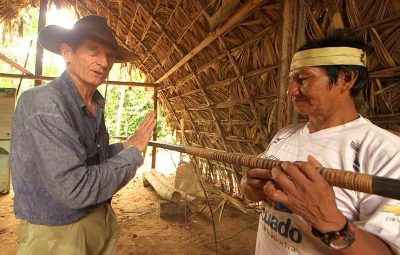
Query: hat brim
38 25 138 63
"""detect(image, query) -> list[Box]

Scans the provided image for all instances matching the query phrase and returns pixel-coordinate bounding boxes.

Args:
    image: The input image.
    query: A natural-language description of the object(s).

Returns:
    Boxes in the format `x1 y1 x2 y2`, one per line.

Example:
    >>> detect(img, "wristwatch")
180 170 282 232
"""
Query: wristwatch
311 217 355 250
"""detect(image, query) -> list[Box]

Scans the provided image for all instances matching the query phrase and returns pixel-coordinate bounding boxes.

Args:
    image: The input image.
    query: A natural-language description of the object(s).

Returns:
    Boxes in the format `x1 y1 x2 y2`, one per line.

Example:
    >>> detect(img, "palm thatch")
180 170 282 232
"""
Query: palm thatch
1 0 399 197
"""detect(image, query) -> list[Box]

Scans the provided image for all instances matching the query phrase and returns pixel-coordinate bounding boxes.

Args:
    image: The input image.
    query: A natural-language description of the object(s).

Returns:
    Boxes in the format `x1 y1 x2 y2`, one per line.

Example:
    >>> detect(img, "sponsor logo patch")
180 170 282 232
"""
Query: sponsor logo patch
383 204 400 216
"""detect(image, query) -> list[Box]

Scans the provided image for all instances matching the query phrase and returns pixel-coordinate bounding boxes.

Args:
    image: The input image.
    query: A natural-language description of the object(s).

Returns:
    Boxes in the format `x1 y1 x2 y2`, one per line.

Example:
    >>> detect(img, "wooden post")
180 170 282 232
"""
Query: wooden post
151 86 158 169
393 0 400 11
35 0 47 86
115 87 126 142
291 1 306 124
277 0 301 129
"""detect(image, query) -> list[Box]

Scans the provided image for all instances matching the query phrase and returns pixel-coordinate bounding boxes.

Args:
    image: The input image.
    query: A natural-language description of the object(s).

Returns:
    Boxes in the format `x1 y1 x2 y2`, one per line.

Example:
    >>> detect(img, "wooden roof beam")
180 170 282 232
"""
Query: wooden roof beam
155 0 265 84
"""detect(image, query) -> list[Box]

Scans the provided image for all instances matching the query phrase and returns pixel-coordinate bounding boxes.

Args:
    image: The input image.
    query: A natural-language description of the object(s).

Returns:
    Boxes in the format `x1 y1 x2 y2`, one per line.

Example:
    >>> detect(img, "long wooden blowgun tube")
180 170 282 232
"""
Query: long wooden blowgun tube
148 141 400 200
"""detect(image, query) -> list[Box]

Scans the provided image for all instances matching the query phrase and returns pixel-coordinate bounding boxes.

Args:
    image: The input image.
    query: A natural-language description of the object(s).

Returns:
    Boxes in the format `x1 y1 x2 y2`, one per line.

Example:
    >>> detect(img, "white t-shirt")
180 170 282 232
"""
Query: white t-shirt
256 116 400 255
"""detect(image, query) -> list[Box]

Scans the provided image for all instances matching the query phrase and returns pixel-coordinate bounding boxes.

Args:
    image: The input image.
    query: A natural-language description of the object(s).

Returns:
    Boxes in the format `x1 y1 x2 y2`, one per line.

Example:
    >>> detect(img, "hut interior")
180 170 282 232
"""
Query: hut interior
0 0 399 254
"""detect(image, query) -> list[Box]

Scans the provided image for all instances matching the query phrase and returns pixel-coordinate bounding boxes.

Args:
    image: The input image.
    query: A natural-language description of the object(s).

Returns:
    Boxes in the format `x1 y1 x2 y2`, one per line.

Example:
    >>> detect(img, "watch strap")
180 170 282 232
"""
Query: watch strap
311 217 355 249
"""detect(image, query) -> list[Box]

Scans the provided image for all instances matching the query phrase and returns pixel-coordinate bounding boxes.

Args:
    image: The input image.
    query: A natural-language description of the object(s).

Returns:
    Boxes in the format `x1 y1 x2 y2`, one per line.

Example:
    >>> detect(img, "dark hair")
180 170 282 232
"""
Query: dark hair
298 37 369 97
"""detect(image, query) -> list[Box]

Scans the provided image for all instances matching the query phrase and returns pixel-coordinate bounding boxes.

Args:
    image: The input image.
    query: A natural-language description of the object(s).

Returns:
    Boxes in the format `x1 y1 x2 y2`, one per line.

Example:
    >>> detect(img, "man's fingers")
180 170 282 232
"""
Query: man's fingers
246 168 273 179
307 155 322 167
246 177 268 189
135 112 157 136
264 181 288 204
293 156 324 182
139 111 156 130
271 166 298 194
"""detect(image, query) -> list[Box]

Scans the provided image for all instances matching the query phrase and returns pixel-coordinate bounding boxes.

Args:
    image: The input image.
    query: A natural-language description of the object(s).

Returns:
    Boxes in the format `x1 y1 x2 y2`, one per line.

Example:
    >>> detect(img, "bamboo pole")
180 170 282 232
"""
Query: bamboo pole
0 73 156 88
148 141 400 200
151 87 158 168
291 1 306 124
114 87 125 142
0 53 33 75
35 0 47 86
277 0 300 130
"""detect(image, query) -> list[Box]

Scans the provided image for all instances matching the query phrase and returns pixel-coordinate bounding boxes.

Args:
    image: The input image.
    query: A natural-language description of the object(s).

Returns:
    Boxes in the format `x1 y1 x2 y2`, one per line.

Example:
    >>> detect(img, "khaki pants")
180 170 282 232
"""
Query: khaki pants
17 203 118 255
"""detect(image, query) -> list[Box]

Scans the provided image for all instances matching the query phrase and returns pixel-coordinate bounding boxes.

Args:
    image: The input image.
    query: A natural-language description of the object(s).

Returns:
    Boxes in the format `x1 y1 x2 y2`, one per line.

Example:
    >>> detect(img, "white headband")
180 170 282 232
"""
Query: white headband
290 47 367 71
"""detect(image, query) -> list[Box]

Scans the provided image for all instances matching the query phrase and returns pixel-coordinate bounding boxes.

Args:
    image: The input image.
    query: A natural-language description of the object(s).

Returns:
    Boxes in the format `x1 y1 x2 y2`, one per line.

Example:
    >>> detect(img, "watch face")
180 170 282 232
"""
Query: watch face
330 239 352 250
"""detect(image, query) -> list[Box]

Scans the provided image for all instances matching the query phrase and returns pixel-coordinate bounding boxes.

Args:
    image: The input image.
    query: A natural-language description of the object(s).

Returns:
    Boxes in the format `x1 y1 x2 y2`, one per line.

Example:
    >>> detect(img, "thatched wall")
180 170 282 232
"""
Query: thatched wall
1 0 399 197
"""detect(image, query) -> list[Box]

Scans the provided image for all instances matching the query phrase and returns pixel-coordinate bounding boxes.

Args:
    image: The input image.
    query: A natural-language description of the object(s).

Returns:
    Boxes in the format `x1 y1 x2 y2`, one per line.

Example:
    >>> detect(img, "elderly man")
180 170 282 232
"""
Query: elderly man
241 37 400 255
11 15 156 254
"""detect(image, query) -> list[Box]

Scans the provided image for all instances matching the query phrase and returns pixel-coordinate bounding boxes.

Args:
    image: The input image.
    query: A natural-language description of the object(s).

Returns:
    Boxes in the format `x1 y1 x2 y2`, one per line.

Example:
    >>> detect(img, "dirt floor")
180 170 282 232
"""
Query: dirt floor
0 172 258 255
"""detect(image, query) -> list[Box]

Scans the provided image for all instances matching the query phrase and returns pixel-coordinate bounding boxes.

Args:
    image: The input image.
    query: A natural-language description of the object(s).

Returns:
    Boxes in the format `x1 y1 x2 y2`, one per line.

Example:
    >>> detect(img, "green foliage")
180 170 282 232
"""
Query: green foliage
98 84 172 141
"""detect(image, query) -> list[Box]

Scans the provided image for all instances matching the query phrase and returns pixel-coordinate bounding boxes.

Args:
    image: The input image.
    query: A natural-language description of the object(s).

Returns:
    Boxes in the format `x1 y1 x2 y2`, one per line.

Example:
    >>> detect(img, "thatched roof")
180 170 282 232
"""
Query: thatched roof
1 0 400 196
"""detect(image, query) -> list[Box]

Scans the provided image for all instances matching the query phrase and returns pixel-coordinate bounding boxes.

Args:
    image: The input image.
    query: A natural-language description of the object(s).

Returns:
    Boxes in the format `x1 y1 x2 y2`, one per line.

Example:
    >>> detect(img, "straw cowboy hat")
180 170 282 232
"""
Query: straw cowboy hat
38 15 138 63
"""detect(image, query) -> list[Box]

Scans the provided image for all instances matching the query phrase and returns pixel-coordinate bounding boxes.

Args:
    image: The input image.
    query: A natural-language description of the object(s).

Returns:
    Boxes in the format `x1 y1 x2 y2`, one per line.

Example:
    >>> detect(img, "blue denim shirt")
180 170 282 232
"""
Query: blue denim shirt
11 71 143 225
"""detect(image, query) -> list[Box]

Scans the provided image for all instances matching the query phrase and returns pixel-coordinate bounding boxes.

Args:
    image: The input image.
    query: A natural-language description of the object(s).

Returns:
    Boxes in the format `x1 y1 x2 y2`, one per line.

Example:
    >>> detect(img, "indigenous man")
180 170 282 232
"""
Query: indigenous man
11 15 156 254
241 37 400 255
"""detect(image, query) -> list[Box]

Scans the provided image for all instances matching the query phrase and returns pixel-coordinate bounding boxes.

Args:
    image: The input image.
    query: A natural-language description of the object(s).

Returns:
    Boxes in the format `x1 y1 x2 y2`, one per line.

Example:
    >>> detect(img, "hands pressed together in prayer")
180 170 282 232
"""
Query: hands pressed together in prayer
123 111 157 152
240 155 346 232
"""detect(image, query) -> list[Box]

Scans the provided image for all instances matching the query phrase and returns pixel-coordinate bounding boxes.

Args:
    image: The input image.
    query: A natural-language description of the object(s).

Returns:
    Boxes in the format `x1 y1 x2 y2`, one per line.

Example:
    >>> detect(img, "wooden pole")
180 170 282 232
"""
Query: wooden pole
291 0 306 124
148 141 400 200
35 0 47 86
0 53 32 75
393 0 400 11
277 0 300 130
0 73 156 87
151 87 158 169
115 87 126 142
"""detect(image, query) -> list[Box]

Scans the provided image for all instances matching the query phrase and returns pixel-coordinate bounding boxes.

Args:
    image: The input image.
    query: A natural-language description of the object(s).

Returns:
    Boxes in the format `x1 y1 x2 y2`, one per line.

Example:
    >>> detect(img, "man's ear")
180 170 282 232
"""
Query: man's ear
60 43 72 63
339 70 358 93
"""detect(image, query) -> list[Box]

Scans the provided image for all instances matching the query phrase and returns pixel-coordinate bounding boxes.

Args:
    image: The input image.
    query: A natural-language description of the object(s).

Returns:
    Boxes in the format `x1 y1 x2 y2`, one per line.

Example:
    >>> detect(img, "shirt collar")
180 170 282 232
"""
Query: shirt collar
60 71 105 113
